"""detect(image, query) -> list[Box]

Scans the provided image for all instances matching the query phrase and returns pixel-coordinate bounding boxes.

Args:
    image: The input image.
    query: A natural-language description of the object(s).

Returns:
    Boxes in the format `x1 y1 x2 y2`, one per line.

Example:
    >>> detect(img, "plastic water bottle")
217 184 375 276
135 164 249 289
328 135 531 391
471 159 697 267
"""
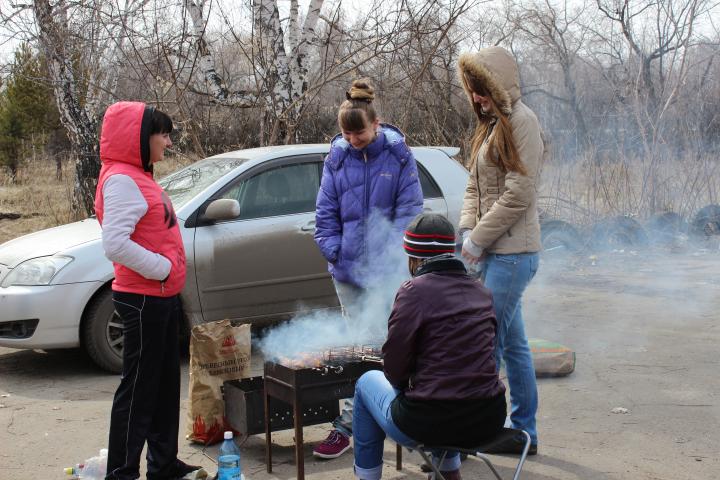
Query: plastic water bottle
217 431 242 480
64 463 84 479
78 449 107 479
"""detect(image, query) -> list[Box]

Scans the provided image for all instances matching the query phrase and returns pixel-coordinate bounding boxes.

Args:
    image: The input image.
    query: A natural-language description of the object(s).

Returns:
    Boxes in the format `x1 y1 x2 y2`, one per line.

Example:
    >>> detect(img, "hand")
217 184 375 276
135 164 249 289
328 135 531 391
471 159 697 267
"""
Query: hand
461 247 482 264
462 236 484 264
327 245 340 263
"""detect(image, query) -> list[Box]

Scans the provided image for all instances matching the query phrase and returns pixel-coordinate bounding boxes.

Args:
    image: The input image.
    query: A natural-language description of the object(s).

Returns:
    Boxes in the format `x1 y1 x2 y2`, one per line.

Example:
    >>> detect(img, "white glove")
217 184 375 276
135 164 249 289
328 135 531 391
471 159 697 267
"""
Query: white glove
461 229 471 243
462 235 484 258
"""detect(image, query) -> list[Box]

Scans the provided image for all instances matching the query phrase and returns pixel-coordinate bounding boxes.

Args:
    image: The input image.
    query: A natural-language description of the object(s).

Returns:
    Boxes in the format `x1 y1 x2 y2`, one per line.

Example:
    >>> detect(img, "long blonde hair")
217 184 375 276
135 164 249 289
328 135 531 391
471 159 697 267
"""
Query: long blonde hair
464 75 526 175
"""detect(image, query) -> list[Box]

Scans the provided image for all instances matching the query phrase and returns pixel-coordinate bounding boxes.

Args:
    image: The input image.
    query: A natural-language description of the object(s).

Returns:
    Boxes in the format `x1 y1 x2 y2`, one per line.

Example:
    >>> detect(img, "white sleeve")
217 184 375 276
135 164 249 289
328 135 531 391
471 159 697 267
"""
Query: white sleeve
101 175 172 281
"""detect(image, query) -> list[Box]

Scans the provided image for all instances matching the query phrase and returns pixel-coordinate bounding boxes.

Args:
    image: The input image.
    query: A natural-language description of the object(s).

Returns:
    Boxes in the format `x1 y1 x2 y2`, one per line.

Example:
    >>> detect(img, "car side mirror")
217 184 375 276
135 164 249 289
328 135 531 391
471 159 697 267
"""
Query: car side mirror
204 199 240 222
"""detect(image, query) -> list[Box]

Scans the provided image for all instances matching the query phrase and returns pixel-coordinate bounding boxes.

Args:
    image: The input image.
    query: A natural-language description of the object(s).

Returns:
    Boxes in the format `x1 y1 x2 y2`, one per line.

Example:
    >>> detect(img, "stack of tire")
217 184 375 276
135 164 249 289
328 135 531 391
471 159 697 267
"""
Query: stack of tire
540 204 720 254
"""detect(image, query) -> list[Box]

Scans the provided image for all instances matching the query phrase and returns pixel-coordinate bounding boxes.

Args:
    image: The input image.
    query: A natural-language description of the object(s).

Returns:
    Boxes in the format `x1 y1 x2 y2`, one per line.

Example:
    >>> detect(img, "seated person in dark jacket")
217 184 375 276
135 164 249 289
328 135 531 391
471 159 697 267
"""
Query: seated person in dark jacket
352 213 507 480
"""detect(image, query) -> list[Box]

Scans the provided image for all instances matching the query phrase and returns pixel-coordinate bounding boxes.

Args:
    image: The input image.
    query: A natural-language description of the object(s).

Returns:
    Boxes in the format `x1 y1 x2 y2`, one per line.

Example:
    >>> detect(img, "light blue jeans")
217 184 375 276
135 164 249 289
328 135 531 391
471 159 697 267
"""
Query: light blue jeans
481 252 540 445
352 370 461 480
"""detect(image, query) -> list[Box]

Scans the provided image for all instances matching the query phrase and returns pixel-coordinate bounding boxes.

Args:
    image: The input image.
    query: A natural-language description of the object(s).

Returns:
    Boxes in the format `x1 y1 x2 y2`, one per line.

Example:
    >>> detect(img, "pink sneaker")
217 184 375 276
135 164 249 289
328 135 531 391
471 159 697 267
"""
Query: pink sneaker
312 430 351 459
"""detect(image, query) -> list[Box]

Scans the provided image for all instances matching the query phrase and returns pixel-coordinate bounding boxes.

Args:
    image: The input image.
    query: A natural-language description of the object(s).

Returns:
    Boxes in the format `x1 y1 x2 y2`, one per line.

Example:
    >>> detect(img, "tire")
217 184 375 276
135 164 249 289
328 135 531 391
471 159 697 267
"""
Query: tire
690 204 720 237
82 288 123 374
646 212 687 244
592 216 648 250
541 220 583 254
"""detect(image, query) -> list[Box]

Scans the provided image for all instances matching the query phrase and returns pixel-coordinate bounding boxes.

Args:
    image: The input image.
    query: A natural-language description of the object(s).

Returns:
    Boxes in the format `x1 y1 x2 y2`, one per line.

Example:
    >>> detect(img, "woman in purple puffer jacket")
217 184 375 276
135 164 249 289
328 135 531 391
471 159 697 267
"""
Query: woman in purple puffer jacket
312 79 424 458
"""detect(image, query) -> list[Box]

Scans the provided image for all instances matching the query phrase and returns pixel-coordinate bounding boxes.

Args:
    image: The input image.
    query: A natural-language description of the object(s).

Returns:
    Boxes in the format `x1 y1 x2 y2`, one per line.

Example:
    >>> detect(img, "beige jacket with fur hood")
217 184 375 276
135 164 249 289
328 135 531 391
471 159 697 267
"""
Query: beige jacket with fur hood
458 47 543 254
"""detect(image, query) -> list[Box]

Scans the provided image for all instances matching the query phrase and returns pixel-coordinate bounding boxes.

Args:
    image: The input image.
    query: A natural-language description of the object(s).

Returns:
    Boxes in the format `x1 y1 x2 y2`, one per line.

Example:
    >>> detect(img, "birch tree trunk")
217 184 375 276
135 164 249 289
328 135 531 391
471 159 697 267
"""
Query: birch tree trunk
185 0 257 106
184 0 325 145
33 0 99 217
253 0 291 144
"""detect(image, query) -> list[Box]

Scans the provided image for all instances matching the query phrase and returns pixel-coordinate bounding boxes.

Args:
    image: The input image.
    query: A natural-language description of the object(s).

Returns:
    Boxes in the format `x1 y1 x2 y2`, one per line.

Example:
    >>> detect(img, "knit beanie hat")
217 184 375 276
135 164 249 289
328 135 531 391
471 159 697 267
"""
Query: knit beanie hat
403 213 456 258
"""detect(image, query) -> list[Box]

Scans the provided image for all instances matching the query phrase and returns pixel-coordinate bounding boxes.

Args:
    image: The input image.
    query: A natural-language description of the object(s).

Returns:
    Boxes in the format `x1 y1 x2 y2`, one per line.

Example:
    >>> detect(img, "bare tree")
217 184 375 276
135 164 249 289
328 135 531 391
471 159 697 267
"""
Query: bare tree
180 0 329 144
183 0 257 107
2 0 720 223
2 0 153 215
252 0 326 143
33 0 100 216
178 0 477 145
595 0 710 115
513 0 591 148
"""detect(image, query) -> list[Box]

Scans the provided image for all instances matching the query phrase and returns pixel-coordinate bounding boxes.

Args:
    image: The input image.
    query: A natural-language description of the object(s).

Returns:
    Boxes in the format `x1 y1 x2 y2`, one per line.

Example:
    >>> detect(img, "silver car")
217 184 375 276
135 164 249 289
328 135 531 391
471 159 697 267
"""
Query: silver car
0 145 468 372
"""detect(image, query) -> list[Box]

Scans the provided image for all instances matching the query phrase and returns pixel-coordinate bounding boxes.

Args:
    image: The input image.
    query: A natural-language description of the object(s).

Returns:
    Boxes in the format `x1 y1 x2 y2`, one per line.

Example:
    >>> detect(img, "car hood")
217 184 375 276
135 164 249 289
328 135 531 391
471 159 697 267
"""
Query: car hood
0 218 102 267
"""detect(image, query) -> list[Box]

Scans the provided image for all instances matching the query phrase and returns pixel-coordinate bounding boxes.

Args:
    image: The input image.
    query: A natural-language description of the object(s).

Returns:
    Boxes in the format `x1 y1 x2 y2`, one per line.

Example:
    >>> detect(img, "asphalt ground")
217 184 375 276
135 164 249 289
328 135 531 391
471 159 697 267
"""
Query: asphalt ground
1 247 719 479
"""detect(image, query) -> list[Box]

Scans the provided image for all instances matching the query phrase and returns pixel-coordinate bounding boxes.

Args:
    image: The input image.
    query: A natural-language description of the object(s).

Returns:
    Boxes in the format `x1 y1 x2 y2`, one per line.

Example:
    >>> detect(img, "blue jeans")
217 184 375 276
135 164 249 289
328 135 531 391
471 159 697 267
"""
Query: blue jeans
352 370 460 480
481 252 539 445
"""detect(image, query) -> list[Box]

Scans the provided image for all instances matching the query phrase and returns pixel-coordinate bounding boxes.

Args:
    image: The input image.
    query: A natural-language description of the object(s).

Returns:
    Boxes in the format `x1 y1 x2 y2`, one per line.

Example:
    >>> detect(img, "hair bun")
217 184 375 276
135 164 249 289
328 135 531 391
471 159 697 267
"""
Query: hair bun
347 79 375 102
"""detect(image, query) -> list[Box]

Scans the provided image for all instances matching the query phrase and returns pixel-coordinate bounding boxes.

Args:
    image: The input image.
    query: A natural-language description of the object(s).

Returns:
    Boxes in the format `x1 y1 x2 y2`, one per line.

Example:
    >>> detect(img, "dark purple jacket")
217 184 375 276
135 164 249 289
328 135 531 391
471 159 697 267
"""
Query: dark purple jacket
314 124 423 287
382 256 505 400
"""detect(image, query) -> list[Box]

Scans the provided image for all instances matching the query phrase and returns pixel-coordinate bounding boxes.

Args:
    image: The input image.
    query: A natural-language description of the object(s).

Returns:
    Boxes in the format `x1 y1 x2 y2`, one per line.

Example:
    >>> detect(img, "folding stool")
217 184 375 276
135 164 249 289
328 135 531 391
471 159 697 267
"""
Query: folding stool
415 427 531 480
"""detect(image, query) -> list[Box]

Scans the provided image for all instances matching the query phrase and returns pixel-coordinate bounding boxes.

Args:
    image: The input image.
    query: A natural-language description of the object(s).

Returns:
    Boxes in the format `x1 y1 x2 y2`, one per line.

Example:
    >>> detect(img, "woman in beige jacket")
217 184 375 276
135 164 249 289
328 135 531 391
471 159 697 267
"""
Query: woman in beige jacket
457 46 542 454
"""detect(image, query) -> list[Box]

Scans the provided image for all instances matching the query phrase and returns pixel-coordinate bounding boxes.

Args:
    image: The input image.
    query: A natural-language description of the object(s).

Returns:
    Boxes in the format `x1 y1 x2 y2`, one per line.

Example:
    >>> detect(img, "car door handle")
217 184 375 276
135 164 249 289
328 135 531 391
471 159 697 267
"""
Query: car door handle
301 221 316 232
423 207 433 212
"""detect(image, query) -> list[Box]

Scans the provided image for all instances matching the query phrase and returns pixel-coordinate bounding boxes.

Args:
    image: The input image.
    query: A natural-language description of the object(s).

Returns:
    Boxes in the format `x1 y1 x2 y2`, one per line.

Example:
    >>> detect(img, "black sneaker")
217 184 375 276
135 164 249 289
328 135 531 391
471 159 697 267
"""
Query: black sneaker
483 437 537 456
420 453 468 473
147 459 204 479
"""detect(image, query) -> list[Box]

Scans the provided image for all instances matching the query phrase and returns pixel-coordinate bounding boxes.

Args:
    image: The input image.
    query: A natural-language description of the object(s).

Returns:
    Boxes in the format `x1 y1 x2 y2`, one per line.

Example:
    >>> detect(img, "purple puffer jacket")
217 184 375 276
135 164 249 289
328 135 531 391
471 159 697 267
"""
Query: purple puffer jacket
314 124 423 287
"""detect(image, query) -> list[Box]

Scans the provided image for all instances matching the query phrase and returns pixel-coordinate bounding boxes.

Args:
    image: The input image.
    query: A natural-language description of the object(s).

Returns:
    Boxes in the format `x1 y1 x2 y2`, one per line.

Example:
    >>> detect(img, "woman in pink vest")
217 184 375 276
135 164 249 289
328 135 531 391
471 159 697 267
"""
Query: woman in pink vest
94 102 200 480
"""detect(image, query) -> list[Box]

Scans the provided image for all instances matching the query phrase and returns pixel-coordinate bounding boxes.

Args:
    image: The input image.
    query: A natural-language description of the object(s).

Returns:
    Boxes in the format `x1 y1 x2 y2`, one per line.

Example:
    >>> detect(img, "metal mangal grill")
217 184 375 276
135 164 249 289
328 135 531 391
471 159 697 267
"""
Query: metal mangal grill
261 345 402 480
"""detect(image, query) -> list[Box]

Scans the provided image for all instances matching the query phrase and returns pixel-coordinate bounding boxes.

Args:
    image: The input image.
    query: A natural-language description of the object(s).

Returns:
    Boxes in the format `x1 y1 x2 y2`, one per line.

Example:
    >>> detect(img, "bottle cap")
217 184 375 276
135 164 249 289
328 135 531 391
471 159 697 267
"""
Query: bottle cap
224 431 233 440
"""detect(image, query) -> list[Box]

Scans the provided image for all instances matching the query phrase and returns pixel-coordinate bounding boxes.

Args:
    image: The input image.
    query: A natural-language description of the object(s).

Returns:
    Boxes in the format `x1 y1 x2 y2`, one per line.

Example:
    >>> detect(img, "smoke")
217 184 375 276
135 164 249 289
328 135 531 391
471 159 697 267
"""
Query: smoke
523 230 720 356
259 210 412 361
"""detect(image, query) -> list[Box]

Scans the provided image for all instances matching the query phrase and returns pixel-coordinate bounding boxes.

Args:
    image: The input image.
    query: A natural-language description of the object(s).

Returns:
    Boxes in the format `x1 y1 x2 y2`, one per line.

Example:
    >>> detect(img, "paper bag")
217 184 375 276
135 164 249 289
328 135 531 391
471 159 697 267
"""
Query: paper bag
186 319 251 445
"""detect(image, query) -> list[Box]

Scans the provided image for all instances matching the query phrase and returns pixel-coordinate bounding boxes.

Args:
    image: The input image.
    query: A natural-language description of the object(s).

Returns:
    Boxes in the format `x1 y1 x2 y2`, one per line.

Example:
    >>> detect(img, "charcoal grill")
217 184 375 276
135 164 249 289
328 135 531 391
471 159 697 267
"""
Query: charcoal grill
263 345 402 480
223 376 340 436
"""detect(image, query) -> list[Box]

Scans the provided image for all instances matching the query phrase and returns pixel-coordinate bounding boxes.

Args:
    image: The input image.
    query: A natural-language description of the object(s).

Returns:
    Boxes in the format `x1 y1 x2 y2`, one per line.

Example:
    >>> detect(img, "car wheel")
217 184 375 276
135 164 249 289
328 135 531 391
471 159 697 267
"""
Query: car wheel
690 204 720 237
82 288 123 374
592 216 648 250
541 220 583 254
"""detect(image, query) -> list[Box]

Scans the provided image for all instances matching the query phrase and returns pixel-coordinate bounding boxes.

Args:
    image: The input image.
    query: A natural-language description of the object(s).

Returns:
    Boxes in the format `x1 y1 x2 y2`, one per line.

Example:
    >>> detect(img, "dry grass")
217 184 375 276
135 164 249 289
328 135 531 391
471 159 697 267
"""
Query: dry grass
0 154 194 245
539 151 720 226
0 158 73 245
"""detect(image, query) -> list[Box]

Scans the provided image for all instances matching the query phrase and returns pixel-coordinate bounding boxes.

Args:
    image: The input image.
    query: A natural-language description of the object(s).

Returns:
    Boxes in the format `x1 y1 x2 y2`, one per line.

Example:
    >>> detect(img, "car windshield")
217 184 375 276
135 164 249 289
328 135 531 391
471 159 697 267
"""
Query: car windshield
158 156 248 208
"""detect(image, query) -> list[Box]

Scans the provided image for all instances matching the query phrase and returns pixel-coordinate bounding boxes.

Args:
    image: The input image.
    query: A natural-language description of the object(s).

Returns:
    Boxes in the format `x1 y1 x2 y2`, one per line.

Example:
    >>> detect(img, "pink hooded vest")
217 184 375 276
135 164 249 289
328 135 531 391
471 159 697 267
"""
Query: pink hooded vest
94 102 186 297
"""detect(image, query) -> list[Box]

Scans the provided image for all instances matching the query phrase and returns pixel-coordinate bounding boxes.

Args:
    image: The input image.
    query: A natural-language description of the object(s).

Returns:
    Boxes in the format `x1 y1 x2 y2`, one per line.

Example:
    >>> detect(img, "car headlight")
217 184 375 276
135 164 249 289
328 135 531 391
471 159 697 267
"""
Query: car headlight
1 256 74 287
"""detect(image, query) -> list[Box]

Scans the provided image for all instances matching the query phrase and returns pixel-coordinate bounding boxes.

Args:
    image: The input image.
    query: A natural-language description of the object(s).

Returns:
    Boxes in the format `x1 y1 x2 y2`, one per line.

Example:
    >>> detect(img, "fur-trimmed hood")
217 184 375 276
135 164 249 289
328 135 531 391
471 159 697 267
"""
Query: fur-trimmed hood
457 46 521 115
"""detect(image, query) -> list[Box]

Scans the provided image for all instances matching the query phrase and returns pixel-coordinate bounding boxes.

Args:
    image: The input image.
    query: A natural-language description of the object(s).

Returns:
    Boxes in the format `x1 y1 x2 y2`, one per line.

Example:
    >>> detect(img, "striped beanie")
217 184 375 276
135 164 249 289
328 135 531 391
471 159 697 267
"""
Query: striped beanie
403 213 457 258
